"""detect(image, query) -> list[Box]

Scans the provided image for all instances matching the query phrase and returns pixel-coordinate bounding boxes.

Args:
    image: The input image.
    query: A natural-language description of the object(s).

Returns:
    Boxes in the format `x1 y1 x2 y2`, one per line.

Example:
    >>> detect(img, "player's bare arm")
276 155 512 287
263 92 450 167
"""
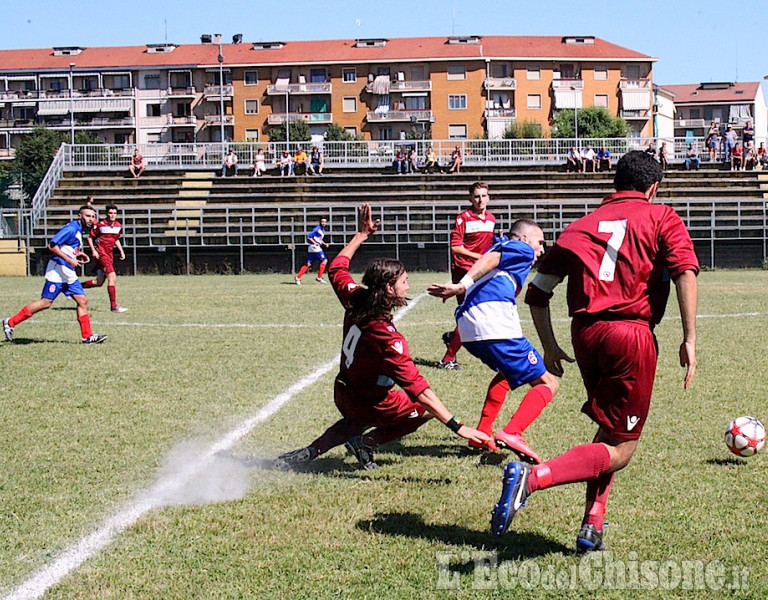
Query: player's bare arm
115 239 125 260
49 243 83 269
415 388 494 449
528 303 574 377
336 203 380 260
674 269 698 389
428 249 501 300
87 236 99 260
450 244 483 261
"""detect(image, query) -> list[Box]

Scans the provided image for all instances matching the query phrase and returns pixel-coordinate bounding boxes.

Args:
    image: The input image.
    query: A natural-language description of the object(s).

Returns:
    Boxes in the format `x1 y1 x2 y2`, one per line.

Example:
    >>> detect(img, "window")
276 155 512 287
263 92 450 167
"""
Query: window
594 94 609 108
114 133 128 145
342 97 357 112
376 66 391 77
49 80 63 91
244 70 259 85
113 75 130 89
690 108 701 119
527 94 542 109
526 65 540 81
146 104 161 117
625 64 641 79
378 126 393 140
244 99 260 114
147 132 161 143
448 124 468 139
176 103 191 117
309 69 327 83
344 126 358 137
342 68 357 83
491 63 509 78
448 94 467 110
594 66 608 81
447 64 466 80
143 74 161 89
245 129 259 141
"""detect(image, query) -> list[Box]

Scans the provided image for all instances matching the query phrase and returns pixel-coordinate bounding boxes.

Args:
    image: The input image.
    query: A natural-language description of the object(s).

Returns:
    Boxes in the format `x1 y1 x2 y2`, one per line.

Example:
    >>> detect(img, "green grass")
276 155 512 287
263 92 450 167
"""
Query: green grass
1 271 766 599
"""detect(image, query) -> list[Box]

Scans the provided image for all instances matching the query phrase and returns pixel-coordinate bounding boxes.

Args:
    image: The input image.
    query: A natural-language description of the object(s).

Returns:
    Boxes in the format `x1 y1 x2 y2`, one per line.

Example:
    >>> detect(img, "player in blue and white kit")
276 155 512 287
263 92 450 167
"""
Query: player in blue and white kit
295 217 329 284
3 205 107 344
428 219 565 463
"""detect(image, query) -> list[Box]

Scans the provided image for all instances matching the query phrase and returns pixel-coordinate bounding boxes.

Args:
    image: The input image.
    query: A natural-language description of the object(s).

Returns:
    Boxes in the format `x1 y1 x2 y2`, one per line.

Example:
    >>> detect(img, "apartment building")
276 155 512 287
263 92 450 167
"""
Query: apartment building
0 34 656 156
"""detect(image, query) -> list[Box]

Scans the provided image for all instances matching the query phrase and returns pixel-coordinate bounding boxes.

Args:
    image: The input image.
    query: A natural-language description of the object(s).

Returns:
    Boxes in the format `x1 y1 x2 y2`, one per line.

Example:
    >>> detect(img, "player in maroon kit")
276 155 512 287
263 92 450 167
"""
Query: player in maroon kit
82 204 128 313
274 203 493 471
439 182 497 370
491 151 699 552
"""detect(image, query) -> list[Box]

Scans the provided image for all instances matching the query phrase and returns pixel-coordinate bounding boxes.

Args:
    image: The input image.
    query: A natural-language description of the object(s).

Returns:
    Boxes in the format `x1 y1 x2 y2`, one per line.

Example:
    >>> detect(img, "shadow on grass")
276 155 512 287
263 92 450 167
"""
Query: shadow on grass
4 338 71 345
357 511 571 560
412 357 446 369
705 456 750 466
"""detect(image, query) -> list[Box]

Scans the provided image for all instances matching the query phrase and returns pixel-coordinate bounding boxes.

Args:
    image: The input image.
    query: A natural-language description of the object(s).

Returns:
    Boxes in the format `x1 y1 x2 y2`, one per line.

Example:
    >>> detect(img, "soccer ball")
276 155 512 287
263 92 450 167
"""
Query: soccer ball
724 416 766 457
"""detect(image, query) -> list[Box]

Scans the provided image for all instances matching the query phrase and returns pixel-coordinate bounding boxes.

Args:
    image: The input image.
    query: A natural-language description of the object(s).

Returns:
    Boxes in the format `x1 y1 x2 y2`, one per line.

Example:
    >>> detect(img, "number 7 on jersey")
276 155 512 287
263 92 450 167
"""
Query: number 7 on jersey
598 219 628 282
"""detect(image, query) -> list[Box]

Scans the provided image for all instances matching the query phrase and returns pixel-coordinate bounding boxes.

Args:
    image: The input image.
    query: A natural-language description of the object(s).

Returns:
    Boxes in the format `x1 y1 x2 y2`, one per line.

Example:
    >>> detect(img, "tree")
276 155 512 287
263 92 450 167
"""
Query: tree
503 120 543 139
12 127 63 201
551 106 630 139
324 123 356 141
268 120 312 143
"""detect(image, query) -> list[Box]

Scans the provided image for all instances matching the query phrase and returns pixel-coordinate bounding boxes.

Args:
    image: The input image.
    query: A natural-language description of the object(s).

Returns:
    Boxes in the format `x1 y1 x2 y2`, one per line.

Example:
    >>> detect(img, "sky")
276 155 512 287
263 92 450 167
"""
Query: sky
3 0 765 89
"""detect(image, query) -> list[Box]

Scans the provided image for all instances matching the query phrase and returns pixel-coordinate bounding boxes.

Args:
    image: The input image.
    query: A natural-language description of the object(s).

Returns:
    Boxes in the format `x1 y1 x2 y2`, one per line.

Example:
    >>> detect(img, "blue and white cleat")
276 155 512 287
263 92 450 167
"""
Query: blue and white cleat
491 461 531 537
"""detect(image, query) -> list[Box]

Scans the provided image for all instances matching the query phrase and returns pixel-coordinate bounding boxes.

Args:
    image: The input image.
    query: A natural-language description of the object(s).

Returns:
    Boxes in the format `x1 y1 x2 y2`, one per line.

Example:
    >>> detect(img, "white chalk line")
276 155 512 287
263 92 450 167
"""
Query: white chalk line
3 294 426 600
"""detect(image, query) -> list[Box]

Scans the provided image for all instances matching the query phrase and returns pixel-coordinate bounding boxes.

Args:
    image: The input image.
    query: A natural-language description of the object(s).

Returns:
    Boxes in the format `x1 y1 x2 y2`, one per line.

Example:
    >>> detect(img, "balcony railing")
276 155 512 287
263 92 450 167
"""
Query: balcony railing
552 78 584 90
364 79 432 93
266 112 333 125
675 118 707 128
0 88 135 101
620 78 652 89
204 114 235 126
366 110 434 123
620 109 651 119
484 108 517 119
203 85 234 99
265 82 332 95
484 78 517 90
169 115 197 125
169 86 196 96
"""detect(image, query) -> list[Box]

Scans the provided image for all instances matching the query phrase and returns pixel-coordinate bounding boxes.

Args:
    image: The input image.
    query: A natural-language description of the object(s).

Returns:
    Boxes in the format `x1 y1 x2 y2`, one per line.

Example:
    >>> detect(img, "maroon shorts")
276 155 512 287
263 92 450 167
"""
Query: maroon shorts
95 252 115 275
451 266 469 304
334 379 429 428
571 319 658 441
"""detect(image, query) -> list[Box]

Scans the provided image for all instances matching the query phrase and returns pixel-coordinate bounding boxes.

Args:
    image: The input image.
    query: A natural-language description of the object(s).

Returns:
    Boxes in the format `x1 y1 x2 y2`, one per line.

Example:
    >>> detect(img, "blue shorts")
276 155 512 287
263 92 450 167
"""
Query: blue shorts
463 338 547 389
41 278 85 300
305 250 327 264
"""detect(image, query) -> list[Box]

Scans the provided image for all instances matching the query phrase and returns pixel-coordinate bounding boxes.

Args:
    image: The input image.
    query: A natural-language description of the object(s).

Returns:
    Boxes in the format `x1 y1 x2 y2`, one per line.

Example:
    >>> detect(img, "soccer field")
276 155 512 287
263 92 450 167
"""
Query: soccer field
1 271 766 599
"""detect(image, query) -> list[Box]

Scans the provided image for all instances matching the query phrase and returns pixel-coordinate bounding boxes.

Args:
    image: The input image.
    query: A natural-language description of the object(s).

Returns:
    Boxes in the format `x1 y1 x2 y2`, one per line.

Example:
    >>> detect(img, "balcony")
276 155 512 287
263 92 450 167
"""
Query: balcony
43 117 136 128
365 79 432 93
552 79 584 90
37 97 133 115
484 108 517 119
169 86 196 97
366 110 434 123
265 82 332 96
204 114 235 126
619 78 652 89
203 85 234 100
619 109 651 120
168 115 197 126
675 118 707 128
484 78 517 91
266 112 333 125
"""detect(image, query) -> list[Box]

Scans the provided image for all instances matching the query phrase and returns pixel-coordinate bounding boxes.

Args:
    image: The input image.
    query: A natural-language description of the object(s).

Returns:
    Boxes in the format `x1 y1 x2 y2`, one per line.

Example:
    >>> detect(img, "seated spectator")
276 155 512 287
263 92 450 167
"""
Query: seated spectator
446 145 463 174
293 147 308 176
407 147 419 174
581 145 597 173
129 149 145 178
424 146 442 174
731 142 743 171
393 148 409 174
566 146 581 173
222 149 238 177
596 146 611 171
252 148 267 177
758 142 768 169
658 142 669 170
743 142 757 170
684 144 700 171
279 150 293 177
307 146 323 175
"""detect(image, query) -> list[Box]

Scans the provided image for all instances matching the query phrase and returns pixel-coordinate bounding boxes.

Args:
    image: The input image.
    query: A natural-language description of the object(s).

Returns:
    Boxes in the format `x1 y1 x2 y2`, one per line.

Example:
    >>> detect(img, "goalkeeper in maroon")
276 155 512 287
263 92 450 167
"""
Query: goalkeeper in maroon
275 203 493 470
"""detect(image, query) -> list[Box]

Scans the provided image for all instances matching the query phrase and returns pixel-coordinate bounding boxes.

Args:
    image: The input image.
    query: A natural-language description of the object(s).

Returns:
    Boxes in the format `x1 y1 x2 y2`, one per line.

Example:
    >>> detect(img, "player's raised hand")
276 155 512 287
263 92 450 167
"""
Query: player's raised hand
358 203 380 236
427 282 462 302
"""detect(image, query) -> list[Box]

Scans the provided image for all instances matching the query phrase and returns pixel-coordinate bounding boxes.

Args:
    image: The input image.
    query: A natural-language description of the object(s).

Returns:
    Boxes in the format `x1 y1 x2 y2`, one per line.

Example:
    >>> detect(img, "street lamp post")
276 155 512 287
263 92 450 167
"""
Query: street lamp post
214 34 225 153
285 88 290 149
69 62 75 144
571 85 578 148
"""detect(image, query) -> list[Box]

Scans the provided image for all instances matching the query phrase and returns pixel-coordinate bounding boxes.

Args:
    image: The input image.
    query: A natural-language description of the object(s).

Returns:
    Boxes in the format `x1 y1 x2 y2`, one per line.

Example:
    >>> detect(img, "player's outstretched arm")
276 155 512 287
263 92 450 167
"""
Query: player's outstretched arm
427 249 501 301
336 203 380 261
529 304 574 377
416 388 495 449
674 269 698 389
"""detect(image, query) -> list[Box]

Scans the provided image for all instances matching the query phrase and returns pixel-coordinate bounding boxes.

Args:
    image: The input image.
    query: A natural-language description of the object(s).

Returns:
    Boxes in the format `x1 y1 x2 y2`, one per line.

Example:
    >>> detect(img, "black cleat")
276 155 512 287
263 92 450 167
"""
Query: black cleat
345 436 378 470
576 523 606 552
273 446 319 471
82 334 107 344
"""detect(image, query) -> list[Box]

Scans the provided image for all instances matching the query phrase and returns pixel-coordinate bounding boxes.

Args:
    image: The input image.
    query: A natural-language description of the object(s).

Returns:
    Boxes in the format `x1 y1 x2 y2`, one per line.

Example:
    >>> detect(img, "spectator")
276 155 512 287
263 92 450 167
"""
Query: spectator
424 146 442 174
758 142 768 169
408 147 419 174
742 120 754 149
706 122 719 162
129 149 145 178
447 145 463 174
279 150 293 177
293 147 309 176
658 142 669 170
743 142 757 171
645 141 656 157
684 144 700 171
393 148 409 174
724 126 737 162
307 146 324 176
730 142 743 171
222 149 238 177
581 145 597 173
597 146 611 171
252 148 267 177
566 147 581 173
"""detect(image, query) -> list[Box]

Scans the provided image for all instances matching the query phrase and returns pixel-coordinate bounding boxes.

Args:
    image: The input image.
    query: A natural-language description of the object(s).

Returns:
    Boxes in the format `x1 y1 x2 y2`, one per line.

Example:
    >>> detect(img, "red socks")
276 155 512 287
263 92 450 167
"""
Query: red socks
584 472 614 530
8 306 32 328
528 443 611 493
477 373 510 434
503 384 554 435
317 263 326 279
108 285 117 309
296 265 309 279
442 327 463 362
78 314 92 338
83 280 97 288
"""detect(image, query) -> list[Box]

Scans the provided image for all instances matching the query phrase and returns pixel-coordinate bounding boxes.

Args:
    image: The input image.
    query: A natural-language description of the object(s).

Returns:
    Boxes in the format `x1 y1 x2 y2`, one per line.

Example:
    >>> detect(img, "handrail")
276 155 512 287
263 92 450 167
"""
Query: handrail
29 142 67 225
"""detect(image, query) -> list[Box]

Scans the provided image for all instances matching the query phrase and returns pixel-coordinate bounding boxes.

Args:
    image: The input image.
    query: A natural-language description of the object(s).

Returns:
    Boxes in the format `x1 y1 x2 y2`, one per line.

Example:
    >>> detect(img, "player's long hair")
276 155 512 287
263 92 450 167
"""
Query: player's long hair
349 258 407 323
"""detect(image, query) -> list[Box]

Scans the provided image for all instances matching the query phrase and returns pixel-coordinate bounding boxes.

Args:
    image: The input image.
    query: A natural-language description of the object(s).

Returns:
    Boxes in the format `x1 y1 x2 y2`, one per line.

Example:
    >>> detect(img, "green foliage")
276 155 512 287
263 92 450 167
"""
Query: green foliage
268 120 312 142
12 127 64 200
503 120 543 139
405 124 432 140
552 106 630 139
324 122 356 141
